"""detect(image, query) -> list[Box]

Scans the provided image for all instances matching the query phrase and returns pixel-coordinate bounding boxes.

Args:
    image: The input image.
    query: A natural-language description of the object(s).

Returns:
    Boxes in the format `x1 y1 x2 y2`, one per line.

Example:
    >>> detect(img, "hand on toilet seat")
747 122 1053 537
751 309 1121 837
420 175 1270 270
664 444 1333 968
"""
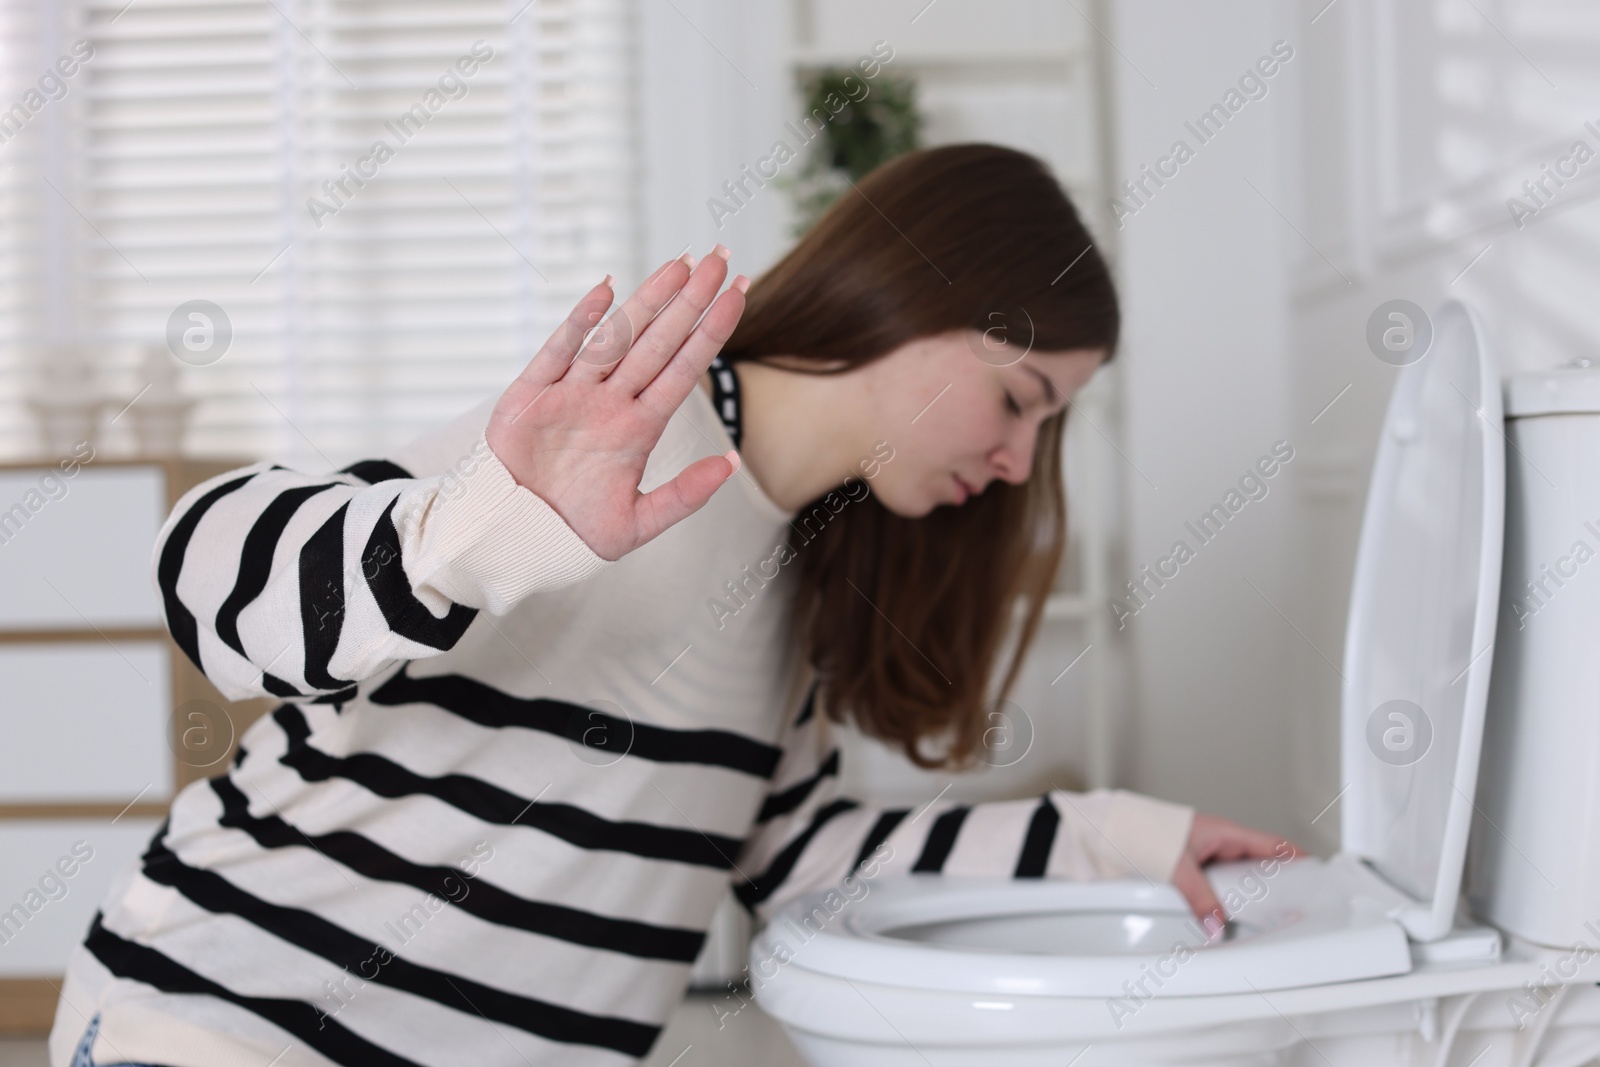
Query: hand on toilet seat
1171 813 1303 937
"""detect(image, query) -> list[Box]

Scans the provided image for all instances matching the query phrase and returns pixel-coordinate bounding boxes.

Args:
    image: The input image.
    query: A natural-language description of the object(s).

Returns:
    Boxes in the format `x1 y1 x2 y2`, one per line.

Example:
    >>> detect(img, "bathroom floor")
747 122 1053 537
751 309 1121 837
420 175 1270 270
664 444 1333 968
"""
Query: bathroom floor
0 994 809 1067
642 992 810 1066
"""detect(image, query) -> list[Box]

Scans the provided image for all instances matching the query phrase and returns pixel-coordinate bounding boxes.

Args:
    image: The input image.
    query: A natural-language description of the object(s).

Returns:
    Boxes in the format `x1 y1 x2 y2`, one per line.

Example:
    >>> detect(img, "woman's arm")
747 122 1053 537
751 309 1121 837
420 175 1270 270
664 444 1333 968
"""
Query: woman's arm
735 683 1291 929
157 248 750 704
153 420 612 704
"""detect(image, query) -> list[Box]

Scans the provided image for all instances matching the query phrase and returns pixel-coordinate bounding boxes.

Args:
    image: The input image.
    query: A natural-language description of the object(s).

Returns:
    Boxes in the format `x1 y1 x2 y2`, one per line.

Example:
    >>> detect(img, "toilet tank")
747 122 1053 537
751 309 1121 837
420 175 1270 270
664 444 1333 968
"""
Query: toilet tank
1468 366 1600 949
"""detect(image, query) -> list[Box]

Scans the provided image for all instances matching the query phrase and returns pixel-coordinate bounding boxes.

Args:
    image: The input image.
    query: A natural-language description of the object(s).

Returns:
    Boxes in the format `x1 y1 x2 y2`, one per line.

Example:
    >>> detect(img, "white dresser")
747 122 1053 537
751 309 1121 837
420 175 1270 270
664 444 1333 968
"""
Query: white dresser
0 457 274 1033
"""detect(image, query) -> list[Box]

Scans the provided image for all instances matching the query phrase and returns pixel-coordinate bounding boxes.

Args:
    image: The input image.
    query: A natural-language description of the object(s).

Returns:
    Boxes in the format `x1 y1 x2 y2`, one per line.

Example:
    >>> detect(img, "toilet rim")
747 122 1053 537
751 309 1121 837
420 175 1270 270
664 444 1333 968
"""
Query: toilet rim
752 866 1415 999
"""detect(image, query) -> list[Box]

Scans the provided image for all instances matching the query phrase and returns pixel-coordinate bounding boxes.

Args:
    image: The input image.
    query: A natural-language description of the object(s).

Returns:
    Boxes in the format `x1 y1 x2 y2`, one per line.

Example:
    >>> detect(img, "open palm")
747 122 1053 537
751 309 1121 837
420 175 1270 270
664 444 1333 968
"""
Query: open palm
485 248 748 562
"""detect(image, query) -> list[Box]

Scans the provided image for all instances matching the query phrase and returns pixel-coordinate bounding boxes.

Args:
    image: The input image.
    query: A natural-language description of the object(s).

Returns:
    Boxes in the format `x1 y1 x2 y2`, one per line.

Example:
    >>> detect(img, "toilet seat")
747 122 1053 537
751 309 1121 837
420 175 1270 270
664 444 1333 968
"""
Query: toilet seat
756 854 1414 999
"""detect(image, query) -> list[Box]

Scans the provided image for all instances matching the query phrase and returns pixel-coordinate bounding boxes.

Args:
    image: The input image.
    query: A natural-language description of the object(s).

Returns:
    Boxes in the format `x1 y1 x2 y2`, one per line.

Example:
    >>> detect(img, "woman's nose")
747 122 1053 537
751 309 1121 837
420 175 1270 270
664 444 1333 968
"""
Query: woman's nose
989 426 1036 485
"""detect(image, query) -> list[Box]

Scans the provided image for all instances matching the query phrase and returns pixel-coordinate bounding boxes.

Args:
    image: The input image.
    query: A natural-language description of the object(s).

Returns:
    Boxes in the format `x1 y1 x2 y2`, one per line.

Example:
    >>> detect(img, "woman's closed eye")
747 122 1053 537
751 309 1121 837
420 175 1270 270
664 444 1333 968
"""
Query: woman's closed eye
1003 391 1022 417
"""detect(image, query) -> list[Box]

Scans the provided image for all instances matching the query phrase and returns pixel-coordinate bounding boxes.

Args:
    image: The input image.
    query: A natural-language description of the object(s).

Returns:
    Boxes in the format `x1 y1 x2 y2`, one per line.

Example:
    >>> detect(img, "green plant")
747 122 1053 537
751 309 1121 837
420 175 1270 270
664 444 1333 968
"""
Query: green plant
782 68 923 236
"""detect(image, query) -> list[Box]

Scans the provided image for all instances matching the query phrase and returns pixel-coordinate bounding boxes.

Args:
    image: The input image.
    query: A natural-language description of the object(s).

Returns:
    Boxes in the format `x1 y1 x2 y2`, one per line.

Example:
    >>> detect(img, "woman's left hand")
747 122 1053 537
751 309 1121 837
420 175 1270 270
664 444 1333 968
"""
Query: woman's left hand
1169 813 1303 934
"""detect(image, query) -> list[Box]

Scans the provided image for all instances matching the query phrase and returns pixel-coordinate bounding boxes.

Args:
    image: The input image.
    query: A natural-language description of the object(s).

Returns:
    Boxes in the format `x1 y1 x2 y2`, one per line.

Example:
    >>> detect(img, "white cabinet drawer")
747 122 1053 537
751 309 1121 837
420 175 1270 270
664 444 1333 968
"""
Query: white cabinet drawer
0 466 165 629
0 818 163 976
0 642 174 802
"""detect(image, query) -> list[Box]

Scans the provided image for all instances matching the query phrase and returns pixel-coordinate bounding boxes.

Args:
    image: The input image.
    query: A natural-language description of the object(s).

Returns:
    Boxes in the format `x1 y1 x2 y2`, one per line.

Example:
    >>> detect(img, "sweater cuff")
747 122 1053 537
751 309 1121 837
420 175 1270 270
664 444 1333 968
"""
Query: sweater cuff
1099 789 1195 884
403 431 613 615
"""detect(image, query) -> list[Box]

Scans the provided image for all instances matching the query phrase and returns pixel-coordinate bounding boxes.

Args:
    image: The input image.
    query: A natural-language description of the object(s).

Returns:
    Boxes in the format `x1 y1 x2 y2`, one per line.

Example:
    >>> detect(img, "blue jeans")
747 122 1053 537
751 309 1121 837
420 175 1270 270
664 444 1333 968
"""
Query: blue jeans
70 1014 167 1067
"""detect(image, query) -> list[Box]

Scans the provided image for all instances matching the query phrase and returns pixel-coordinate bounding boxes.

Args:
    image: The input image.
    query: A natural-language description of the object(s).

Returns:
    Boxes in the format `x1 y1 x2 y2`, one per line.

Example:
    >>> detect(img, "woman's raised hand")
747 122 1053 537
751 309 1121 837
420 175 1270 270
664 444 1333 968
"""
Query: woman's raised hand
485 247 750 561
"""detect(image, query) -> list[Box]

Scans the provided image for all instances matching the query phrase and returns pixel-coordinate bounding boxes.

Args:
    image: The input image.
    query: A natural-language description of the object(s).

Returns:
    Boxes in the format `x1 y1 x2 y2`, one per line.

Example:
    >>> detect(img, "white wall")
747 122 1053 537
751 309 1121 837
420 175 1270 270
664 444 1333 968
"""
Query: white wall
635 0 797 283
1285 0 1600 854
1106 0 1299 836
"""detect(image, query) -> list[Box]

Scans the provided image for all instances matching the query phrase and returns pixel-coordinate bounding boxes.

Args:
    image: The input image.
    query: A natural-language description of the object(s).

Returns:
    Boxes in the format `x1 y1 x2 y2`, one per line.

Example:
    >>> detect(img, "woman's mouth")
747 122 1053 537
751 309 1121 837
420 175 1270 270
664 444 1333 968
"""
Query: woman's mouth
951 474 973 503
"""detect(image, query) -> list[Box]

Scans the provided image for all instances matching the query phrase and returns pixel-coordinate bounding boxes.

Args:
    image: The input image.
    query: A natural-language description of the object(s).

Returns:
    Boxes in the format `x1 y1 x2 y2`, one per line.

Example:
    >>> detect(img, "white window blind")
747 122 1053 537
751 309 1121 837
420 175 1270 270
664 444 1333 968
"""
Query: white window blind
1 0 638 466
0 0 51 460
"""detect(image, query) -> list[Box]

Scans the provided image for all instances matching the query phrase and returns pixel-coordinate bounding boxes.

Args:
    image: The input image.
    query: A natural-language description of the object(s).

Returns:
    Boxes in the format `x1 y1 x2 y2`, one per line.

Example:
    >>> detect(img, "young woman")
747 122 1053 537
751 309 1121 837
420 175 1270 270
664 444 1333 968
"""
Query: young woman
52 143 1290 1067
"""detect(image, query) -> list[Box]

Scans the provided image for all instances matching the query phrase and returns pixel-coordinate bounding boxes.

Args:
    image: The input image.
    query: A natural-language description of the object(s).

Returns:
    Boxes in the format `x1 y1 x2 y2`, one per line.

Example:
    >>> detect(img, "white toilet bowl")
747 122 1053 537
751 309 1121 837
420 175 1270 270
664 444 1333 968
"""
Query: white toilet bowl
751 303 1600 1066
752 866 1600 1066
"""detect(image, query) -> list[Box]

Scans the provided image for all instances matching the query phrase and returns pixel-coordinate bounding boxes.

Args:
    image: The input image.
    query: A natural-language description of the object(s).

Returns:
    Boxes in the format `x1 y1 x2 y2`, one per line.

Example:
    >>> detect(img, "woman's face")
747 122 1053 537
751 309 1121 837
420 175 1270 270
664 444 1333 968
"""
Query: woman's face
859 330 1106 518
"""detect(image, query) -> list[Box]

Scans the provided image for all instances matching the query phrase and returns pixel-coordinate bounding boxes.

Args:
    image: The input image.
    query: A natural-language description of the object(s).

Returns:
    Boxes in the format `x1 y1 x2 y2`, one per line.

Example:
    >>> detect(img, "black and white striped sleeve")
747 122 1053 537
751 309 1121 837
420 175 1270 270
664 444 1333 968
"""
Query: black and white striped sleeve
733 683 1197 923
153 419 612 704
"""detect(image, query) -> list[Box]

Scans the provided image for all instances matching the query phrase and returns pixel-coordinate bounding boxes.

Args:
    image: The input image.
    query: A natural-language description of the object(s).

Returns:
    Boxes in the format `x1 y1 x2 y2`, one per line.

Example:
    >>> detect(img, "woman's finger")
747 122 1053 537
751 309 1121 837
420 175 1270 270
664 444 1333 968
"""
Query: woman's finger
512 278 616 392
1191 815 1300 864
567 255 695 381
1224 826 1299 861
606 247 730 396
636 278 749 416
1170 853 1227 934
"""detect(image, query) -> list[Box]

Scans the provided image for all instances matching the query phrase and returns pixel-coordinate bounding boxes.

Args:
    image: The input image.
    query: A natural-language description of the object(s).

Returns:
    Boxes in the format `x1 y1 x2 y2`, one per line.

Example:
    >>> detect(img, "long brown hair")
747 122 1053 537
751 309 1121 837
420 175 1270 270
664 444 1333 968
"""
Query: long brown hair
724 143 1120 768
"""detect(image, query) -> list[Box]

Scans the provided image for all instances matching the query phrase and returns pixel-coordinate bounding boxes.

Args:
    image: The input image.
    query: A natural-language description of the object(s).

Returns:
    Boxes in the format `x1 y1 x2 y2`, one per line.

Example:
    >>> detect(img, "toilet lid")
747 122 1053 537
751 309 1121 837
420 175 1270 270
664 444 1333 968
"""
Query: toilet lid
1339 299 1504 942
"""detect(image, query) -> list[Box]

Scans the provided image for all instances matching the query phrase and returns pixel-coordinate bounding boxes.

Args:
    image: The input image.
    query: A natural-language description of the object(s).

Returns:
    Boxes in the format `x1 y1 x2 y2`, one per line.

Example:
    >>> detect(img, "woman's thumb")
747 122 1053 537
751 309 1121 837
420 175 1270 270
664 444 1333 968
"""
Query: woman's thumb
636 450 741 545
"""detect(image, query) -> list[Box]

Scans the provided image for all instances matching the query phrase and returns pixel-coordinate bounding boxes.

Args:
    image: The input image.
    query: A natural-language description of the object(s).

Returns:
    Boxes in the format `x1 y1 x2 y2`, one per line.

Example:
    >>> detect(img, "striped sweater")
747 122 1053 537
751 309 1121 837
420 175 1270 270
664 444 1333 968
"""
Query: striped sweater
52 379 1194 1067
